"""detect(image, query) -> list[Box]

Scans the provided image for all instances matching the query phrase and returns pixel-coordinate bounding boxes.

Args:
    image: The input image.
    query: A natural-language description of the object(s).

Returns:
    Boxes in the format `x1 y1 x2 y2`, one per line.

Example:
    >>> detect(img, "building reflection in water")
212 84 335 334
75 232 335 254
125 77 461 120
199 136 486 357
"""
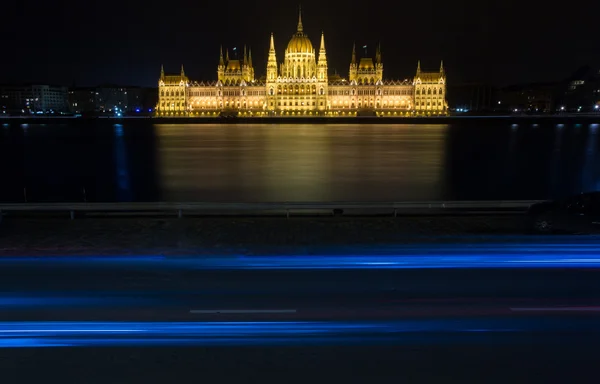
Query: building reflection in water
154 124 448 202
505 124 518 181
582 124 599 193
113 124 132 201
548 124 564 198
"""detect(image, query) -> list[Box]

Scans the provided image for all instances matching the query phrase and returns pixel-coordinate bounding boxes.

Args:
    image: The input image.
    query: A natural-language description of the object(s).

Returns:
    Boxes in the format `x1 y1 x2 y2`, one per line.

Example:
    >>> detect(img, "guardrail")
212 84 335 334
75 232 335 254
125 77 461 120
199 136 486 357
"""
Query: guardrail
0 200 541 220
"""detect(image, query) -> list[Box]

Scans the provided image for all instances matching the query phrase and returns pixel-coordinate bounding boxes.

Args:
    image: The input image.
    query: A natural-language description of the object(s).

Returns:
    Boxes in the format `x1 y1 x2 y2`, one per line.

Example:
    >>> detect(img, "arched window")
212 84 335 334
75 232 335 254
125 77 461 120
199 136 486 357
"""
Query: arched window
319 87 324 95
427 89 432 95
416 89 420 95
269 88 274 96
439 88 443 94
433 88 437 95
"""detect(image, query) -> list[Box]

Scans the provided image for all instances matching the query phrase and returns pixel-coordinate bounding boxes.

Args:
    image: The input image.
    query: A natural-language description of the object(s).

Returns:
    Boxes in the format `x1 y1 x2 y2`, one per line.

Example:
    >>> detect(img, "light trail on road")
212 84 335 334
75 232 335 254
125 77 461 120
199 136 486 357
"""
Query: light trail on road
0 318 598 348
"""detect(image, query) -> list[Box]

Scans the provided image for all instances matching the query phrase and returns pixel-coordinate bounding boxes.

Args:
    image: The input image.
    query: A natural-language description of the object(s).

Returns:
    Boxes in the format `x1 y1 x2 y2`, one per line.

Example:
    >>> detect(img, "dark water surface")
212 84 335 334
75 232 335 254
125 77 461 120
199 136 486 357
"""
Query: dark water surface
1 121 600 202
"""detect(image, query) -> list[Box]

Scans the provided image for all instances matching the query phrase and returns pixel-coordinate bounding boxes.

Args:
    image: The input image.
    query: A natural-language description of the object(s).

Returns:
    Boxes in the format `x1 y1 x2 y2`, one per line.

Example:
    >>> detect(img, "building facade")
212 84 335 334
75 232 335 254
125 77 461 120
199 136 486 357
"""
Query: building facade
157 11 448 117
69 85 156 115
0 84 69 114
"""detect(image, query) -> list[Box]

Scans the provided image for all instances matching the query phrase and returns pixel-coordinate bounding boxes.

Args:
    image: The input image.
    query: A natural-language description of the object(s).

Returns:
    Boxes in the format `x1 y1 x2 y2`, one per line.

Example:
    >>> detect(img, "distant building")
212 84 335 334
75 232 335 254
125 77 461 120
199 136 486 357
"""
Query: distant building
496 82 558 113
0 84 69 114
157 8 448 117
554 66 600 112
69 85 156 114
447 83 498 113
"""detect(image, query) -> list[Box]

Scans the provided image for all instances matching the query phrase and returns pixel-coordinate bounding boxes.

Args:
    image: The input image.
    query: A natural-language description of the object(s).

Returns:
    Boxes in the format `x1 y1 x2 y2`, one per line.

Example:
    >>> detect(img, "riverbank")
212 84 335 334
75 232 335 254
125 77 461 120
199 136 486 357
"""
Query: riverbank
2 114 600 125
0 216 531 256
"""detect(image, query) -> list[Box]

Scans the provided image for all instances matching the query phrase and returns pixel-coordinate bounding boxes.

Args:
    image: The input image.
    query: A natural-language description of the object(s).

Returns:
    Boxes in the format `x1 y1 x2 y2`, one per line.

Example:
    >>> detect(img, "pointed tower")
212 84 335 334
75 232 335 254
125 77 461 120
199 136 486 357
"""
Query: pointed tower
266 33 278 111
180 64 185 77
297 5 303 33
160 64 165 80
242 45 249 81
226 49 230 62
217 46 225 81
416 60 421 75
248 48 255 81
375 43 383 82
439 60 447 113
317 32 328 80
317 31 328 112
349 42 357 82
267 33 278 82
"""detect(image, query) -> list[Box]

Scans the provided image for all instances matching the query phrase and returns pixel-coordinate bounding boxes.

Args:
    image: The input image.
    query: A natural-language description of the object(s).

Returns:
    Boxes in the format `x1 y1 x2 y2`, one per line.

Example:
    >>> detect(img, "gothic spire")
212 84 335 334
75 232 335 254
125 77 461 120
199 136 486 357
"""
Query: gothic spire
248 48 253 67
226 48 229 62
269 33 275 52
181 64 185 77
440 60 444 73
160 64 164 79
318 32 326 64
297 5 303 33
243 45 247 65
417 60 421 73
351 42 356 64
219 46 224 66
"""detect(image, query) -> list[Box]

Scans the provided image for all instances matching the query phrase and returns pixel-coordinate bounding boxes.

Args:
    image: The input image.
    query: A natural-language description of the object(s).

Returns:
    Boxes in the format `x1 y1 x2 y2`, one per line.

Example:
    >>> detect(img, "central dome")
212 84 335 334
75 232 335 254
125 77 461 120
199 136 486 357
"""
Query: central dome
287 33 313 53
286 7 313 53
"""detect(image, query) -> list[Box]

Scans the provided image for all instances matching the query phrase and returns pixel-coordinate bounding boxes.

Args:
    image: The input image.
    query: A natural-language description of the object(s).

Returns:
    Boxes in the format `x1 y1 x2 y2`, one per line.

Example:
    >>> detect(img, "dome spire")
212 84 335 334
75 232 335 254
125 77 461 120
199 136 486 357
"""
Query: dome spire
297 5 303 33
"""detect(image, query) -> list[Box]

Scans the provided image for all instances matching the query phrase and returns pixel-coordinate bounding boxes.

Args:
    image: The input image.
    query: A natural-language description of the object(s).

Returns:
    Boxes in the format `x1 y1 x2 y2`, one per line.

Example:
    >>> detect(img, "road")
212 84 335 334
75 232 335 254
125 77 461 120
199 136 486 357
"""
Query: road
2 228 600 382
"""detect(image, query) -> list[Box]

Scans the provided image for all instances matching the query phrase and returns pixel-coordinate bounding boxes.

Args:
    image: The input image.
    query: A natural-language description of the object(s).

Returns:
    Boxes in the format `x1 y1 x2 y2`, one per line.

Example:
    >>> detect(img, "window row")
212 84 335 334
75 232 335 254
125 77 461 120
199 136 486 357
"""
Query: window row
416 88 444 95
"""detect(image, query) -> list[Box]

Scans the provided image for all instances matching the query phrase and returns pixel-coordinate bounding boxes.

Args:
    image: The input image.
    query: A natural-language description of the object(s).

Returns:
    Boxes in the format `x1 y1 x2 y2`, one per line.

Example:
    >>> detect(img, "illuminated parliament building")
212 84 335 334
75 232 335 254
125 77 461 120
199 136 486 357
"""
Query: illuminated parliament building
157 10 448 117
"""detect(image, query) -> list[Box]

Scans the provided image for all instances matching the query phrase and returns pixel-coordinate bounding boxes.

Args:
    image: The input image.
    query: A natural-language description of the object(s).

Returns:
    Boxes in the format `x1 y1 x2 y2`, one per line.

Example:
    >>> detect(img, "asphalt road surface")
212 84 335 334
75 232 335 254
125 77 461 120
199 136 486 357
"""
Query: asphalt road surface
2 238 600 383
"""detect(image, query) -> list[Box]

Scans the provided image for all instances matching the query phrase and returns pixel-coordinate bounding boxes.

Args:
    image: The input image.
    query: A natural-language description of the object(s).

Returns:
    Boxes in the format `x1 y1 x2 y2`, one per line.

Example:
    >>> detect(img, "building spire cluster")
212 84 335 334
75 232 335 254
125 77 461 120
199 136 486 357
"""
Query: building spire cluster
156 7 448 116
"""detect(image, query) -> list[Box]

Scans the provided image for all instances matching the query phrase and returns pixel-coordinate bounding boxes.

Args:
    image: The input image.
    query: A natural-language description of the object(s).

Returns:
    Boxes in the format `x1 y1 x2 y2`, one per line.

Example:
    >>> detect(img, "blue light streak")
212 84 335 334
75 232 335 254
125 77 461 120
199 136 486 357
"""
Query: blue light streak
0 318 596 348
4 246 600 270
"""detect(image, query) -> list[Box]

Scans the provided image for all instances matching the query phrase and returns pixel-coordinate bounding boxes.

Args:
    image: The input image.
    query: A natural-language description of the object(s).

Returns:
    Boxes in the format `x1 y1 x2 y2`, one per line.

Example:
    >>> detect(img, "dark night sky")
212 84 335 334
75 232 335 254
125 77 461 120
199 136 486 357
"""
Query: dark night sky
2 0 598 87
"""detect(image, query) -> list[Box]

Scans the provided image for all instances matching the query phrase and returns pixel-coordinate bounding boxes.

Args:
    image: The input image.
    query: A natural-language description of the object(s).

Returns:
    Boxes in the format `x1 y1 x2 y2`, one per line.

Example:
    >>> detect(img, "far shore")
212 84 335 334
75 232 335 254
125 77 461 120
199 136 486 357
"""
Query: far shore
1 114 600 125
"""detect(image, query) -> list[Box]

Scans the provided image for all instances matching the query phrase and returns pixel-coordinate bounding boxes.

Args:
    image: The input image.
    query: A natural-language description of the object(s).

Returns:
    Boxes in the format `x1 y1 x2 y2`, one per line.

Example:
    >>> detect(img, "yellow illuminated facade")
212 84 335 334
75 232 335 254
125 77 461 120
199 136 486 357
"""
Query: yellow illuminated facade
157 10 448 117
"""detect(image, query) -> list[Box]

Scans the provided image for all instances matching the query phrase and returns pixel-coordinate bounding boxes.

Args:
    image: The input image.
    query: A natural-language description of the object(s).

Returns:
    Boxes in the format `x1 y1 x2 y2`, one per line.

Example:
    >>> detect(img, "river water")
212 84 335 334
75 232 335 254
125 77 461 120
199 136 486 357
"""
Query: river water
1 121 599 202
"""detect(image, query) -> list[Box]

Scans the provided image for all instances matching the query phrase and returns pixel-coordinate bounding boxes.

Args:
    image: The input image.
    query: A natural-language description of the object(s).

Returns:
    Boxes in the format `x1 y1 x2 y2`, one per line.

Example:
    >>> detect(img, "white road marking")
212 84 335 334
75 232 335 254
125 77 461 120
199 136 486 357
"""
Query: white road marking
189 309 297 314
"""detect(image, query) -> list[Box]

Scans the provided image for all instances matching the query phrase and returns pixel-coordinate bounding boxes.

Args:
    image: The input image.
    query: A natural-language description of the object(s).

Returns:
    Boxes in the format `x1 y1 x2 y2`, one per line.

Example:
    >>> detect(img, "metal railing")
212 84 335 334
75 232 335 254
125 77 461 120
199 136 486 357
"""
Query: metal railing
0 200 540 219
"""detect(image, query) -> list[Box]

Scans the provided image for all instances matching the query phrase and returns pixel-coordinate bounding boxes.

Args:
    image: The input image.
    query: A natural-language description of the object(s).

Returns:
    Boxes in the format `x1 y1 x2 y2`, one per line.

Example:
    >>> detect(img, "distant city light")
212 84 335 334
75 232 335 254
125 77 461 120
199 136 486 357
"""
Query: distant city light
135 108 140 112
